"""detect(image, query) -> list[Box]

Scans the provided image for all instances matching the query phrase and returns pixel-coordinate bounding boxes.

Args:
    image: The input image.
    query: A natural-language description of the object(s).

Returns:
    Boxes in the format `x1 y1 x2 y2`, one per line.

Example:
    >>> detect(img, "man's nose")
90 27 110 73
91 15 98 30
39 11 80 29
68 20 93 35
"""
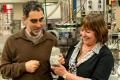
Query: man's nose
35 21 43 27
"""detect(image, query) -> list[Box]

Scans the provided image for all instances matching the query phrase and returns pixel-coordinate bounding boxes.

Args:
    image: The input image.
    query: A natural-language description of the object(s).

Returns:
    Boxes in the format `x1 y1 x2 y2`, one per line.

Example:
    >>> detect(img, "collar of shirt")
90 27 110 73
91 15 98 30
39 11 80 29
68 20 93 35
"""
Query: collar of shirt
25 29 43 44
69 40 103 67
75 40 103 54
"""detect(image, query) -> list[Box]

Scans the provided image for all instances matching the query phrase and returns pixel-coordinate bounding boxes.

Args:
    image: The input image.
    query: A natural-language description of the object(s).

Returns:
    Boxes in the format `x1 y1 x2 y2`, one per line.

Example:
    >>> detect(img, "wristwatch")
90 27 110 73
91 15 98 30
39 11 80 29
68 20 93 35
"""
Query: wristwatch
63 73 67 79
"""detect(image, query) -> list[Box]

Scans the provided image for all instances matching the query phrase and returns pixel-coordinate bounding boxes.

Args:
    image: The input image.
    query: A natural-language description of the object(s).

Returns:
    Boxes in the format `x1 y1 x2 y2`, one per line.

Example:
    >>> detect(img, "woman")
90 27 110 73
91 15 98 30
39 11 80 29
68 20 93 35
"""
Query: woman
52 12 114 80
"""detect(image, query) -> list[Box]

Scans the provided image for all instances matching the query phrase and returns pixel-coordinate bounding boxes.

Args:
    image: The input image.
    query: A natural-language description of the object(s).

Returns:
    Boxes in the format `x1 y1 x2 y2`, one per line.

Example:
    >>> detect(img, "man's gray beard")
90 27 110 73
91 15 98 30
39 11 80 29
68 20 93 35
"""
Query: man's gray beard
30 30 39 37
30 27 43 37
30 28 43 38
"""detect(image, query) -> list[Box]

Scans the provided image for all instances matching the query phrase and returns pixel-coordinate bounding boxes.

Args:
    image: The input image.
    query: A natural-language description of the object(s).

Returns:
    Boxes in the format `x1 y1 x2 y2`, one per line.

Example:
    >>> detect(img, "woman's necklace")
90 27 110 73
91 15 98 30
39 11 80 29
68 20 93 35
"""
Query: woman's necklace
76 45 92 62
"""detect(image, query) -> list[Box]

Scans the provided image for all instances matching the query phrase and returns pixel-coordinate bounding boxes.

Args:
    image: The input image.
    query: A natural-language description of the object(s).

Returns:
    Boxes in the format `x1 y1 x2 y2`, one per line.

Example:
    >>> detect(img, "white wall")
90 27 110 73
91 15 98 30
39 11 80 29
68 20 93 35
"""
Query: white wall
13 3 23 20
46 3 61 19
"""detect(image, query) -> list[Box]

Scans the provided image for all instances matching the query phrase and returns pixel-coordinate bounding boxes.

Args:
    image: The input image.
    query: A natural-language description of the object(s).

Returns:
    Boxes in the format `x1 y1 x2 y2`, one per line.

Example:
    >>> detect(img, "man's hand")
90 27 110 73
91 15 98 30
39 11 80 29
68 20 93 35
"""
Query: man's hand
25 60 40 73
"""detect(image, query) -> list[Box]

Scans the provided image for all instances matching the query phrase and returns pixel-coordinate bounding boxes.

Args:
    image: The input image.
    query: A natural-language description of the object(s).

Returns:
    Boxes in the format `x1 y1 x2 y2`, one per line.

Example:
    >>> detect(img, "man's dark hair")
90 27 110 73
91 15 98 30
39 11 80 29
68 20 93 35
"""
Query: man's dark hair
23 1 44 17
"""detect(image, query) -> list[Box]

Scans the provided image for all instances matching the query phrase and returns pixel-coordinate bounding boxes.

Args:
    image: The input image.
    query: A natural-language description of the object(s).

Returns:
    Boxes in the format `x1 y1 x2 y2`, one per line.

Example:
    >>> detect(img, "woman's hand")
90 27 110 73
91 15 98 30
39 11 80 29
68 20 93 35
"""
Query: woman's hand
51 64 67 77
59 54 65 65
51 64 86 80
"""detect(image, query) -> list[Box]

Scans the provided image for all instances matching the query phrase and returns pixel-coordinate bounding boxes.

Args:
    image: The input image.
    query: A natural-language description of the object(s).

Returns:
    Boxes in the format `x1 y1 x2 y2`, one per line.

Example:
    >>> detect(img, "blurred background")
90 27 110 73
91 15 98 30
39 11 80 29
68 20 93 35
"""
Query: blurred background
0 0 120 80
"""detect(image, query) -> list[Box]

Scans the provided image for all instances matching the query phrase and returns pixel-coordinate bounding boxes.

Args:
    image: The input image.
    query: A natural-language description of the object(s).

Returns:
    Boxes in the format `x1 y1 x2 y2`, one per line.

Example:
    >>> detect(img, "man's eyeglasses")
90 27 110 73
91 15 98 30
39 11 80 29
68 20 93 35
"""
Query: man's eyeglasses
30 17 44 23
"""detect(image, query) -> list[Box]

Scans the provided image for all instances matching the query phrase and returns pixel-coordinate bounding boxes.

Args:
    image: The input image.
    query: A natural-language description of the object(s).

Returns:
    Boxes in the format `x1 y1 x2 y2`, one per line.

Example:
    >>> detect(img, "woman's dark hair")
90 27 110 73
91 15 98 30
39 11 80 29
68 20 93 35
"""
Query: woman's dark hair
81 12 108 44
23 1 44 18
